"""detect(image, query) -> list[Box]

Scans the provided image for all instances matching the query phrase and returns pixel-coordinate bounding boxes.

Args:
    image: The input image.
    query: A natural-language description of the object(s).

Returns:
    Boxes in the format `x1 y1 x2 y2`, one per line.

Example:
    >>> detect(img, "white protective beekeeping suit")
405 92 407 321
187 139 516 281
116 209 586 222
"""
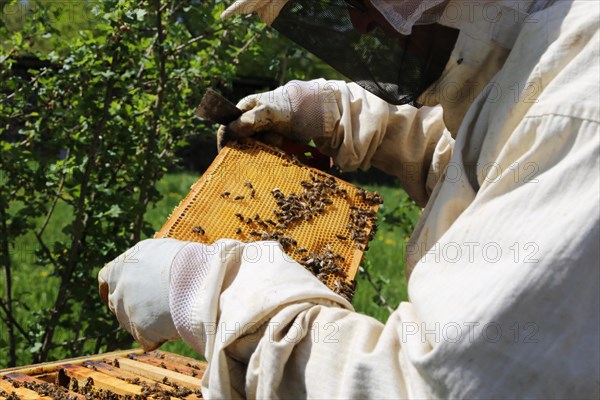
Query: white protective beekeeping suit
99 0 600 398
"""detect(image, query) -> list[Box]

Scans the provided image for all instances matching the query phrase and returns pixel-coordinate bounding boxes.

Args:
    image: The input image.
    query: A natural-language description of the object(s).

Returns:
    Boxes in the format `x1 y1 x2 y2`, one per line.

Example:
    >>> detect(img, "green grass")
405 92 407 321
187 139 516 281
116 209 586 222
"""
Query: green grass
350 183 419 322
2 171 418 363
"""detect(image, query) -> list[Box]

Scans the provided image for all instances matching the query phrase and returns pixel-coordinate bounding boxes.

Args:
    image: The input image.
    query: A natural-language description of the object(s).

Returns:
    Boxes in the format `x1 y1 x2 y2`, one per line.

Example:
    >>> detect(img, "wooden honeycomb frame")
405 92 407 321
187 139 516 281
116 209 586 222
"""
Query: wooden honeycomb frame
0 350 206 399
155 139 379 295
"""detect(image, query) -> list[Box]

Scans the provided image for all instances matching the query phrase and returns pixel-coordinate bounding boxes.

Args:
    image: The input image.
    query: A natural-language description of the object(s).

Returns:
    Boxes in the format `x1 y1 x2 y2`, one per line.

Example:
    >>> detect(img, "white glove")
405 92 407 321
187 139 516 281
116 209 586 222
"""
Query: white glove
218 79 339 148
98 239 212 351
220 0 289 25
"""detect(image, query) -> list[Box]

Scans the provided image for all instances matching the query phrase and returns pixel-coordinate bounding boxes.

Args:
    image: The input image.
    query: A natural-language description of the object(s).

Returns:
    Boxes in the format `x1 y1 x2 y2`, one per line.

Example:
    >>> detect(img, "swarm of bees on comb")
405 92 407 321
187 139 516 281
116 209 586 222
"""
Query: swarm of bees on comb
190 170 382 302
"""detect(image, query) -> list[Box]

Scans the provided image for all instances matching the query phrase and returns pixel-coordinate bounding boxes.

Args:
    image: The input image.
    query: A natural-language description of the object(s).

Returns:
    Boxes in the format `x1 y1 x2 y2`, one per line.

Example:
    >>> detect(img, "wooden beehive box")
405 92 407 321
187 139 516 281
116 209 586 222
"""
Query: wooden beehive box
155 139 382 301
0 350 206 399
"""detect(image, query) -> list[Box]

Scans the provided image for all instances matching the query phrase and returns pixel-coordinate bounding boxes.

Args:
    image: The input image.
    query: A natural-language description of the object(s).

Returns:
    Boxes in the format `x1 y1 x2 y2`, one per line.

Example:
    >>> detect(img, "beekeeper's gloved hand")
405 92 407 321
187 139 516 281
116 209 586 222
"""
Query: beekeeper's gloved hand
98 239 213 351
217 79 339 150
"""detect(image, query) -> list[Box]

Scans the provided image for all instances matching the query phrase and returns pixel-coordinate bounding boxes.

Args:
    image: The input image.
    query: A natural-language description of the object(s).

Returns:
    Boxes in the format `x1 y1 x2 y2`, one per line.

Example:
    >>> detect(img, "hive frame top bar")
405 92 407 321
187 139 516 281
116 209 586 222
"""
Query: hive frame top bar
0 349 145 377
0 350 207 399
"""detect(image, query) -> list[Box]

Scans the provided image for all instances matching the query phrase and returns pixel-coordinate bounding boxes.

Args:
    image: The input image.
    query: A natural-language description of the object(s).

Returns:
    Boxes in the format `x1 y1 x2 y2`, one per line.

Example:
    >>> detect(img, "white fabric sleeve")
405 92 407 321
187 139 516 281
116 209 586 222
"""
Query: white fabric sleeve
403 112 600 399
303 79 450 206
173 113 599 400
169 243 212 347
173 239 417 399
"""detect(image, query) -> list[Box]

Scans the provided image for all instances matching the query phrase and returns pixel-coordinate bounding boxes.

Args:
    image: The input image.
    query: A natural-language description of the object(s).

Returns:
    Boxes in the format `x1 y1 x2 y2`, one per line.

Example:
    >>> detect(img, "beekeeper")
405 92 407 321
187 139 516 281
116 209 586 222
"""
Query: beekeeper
98 0 599 398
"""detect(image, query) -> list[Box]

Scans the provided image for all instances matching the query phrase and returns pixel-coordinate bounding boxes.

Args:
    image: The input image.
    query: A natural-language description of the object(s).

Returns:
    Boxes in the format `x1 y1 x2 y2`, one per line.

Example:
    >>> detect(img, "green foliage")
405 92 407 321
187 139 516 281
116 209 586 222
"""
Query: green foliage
0 0 277 367
235 28 345 84
352 183 419 322
0 0 97 54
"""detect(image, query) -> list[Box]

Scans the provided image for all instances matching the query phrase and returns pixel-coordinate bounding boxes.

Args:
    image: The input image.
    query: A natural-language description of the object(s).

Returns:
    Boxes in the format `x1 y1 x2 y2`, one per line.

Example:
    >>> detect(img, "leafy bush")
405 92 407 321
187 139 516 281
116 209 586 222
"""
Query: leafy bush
0 0 272 367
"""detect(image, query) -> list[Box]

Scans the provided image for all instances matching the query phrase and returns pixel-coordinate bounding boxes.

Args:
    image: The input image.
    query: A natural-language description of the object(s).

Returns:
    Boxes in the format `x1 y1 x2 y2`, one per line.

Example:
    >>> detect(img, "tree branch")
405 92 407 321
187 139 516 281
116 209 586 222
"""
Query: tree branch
358 265 395 314
34 233 61 272
0 300 34 346
37 149 69 238
0 49 14 64
132 0 167 242
0 201 17 367
170 24 230 55
36 49 120 363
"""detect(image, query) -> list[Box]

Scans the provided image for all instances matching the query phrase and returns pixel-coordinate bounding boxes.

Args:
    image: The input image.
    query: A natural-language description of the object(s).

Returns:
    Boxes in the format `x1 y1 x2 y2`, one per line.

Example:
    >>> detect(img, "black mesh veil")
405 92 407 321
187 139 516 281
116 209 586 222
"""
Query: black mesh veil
271 0 459 106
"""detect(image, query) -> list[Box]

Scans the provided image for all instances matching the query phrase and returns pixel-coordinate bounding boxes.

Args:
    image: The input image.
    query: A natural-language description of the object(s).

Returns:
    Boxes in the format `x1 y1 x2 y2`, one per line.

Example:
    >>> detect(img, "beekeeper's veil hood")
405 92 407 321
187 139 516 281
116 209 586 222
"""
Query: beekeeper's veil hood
221 0 552 106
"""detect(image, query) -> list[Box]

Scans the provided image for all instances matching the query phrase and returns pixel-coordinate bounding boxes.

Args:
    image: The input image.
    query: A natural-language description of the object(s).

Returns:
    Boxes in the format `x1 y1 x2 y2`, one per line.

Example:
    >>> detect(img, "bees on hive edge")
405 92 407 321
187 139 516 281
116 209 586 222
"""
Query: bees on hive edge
191 226 205 235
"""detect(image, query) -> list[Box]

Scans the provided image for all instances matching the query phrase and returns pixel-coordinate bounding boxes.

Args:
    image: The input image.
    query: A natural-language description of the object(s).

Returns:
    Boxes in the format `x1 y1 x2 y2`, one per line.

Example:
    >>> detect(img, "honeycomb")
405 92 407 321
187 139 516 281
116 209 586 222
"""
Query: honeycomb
155 139 381 300
0 350 205 399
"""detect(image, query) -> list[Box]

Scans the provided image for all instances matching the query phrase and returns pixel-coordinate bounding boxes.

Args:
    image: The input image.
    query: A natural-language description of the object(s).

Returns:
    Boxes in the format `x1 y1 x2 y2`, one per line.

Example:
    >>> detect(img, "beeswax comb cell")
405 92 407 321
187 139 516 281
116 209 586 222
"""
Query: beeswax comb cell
156 139 382 301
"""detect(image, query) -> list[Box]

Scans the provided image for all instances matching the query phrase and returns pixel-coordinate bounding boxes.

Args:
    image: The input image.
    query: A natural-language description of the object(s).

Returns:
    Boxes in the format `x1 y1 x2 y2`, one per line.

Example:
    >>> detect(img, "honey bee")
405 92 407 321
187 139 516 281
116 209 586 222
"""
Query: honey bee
272 188 284 199
191 226 205 235
336 234 347 241
234 195 245 201
244 181 253 189
220 191 231 198
235 213 244 221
